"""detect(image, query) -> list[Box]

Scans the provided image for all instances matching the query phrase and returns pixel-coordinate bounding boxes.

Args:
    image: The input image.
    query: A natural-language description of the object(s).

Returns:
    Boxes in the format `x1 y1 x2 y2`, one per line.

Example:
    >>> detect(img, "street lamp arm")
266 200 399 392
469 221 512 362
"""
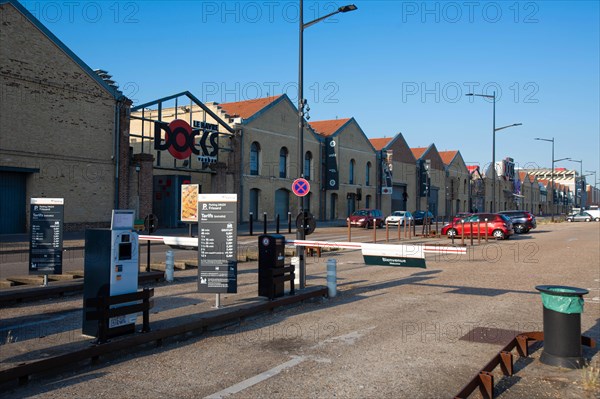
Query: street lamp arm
554 157 570 162
466 93 495 99
495 123 522 132
303 4 357 29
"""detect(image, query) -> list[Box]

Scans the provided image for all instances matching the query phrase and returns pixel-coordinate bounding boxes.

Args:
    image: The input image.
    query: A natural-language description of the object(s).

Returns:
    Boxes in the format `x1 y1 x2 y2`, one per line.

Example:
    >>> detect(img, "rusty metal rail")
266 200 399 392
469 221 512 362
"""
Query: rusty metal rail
0 286 328 385
454 331 596 399
0 272 164 306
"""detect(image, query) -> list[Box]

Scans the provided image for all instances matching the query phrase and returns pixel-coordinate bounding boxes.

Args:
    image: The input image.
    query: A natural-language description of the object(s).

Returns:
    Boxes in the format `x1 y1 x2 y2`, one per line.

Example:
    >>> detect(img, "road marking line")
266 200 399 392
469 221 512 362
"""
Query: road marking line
204 356 307 399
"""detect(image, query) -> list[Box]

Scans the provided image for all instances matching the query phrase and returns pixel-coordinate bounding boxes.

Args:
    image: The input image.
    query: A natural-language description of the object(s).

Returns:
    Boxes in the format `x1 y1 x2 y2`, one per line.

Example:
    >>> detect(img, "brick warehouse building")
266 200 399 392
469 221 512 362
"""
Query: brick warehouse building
0 0 147 233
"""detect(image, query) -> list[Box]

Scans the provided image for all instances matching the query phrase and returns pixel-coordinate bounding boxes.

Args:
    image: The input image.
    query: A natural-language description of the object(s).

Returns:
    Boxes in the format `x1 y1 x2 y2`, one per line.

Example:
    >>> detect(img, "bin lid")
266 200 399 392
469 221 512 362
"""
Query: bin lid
535 285 589 297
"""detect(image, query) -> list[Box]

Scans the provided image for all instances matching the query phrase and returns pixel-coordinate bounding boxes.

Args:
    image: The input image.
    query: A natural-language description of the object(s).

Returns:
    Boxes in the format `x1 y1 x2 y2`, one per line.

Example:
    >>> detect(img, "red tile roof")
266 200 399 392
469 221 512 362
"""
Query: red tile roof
219 95 281 119
438 150 458 165
410 147 428 159
369 137 393 151
467 165 480 173
310 118 351 136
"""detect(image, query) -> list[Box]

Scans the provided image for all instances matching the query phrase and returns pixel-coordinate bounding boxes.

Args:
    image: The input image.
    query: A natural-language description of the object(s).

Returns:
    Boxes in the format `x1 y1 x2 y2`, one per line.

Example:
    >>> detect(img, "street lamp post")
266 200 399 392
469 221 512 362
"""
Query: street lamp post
553 157 570 216
534 137 555 221
466 92 521 213
568 159 583 209
297 1 357 289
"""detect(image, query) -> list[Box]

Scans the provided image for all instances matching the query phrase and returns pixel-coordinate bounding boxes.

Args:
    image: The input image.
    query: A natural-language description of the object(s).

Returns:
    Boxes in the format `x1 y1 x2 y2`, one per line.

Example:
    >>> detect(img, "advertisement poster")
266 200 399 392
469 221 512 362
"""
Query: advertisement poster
181 184 199 222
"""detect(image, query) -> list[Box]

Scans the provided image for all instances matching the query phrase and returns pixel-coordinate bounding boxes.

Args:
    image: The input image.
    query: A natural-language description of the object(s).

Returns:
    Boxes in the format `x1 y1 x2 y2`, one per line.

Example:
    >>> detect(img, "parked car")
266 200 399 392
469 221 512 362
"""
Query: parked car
347 209 385 228
498 210 537 234
413 210 434 225
566 212 594 222
385 211 413 226
441 213 513 239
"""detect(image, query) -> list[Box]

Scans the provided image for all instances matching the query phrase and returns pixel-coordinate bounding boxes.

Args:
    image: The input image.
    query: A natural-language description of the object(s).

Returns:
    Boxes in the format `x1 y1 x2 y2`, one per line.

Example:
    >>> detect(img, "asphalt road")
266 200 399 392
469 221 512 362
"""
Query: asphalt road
1 222 599 398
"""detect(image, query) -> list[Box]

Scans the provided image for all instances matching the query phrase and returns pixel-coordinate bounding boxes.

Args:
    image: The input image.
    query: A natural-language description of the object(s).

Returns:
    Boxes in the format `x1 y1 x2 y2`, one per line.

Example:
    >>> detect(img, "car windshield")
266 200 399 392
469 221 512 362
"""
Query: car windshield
392 211 405 216
352 210 369 216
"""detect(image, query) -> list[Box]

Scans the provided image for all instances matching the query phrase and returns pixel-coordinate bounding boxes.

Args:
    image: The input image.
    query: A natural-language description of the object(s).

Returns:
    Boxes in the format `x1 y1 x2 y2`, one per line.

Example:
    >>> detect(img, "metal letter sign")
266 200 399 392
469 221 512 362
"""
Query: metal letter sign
198 194 238 293
292 178 310 197
29 198 64 275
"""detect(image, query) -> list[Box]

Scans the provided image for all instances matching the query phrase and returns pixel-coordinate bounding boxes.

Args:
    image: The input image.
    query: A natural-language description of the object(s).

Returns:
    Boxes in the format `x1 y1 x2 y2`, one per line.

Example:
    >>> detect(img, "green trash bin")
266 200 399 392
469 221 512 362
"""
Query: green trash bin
535 285 588 369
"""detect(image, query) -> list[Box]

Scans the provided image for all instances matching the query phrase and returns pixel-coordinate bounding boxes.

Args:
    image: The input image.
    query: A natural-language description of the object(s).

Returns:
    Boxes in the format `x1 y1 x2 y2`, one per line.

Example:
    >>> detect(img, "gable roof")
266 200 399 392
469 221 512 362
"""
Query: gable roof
1 0 123 100
410 147 428 160
218 95 282 119
369 137 393 151
310 118 352 137
438 150 458 166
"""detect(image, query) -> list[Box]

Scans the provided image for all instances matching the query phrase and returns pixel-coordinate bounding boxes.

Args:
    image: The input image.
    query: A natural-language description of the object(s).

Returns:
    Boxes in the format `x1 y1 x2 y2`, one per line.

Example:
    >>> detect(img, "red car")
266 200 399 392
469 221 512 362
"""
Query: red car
441 213 513 240
347 209 385 228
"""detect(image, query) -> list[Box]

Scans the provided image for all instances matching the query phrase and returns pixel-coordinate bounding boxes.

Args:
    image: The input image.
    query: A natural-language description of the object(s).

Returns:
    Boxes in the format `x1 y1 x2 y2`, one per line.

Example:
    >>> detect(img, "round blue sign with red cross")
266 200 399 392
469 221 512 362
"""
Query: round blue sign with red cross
292 178 310 197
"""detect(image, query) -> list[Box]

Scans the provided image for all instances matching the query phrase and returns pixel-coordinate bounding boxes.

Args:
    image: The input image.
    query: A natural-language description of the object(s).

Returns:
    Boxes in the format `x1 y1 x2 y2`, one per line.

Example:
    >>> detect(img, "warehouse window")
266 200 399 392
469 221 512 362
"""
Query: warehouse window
279 147 288 178
250 142 260 176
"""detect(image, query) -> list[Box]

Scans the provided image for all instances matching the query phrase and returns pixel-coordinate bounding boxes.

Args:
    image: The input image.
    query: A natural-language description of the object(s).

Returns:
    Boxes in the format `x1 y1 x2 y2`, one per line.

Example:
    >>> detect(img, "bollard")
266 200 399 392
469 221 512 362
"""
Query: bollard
249 212 253 236
373 219 377 243
165 250 174 282
535 285 589 368
327 259 337 298
485 218 488 242
397 221 401 241
477 222 481 245
469 221 474 246
347 219 352 242
263 212 267 234
288 212 292 234
276 214 280 234
386 221 389 242
461 221 465 246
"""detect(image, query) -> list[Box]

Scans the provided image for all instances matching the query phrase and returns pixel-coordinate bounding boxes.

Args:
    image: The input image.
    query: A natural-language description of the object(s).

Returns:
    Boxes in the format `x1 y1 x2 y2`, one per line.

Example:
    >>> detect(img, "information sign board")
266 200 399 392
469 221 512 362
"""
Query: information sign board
29 198 64 275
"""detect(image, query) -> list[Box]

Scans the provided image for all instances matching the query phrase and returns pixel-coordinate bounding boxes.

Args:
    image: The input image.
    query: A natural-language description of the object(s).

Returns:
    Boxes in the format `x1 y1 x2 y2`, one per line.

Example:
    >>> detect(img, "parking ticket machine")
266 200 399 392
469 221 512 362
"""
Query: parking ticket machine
83 210 139 337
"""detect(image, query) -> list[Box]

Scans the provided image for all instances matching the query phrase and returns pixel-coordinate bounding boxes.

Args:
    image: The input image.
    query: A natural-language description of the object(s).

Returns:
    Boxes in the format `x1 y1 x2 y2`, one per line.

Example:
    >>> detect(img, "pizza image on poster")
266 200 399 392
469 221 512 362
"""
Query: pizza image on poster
181 184 199 222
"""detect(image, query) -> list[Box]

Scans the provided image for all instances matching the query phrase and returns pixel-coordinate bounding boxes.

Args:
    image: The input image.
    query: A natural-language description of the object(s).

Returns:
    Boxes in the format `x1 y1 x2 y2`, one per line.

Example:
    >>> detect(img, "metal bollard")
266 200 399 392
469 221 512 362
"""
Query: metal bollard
276 214 280 234
347 219 352 242
288 212 292 234
327 259 337 298
470 221 474 246
461 221 465 246
249 212 253 236
373 219 377 243
386 221 389 242
485 218 488 242
165 250 174 282
263 212 267 234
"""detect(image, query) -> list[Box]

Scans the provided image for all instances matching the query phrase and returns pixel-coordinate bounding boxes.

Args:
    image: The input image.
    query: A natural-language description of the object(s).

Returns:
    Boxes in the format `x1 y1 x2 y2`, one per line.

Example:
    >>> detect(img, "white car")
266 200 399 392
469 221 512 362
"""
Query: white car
385 211 413 226
582 208 600 221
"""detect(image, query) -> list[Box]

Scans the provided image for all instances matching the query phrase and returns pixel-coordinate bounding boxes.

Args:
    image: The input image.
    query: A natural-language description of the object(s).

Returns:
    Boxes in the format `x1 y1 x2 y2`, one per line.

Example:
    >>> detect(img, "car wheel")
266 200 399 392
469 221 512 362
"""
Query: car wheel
595 217 600 222
567 218 573 222
585 218 591 222
492 229 505 239
446 228 457 238
514 224 525 234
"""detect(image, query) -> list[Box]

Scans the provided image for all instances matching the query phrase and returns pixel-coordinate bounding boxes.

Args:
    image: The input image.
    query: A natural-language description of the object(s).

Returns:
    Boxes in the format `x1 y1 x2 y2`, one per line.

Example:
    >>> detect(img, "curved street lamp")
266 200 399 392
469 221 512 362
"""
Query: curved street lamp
466 92 521 212
297 2 357 288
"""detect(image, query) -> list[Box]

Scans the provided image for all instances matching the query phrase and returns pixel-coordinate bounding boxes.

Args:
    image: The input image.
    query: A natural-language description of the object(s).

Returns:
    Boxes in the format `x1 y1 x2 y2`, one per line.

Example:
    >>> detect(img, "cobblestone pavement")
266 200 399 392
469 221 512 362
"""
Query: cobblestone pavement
1 222 599 398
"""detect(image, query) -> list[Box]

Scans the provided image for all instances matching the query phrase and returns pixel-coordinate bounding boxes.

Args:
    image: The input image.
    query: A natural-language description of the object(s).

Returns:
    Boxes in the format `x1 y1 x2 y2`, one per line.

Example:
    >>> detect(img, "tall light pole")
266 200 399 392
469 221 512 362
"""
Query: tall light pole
297 2 357 289
568 159 583 209
534 137 555 221
585 170 597 206
466 92 521 212
554 157 570 216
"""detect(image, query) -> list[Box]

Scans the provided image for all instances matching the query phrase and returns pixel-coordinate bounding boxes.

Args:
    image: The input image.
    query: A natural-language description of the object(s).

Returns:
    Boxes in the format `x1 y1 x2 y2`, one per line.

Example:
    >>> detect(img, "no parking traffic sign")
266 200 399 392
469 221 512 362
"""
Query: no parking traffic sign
292 178 310 197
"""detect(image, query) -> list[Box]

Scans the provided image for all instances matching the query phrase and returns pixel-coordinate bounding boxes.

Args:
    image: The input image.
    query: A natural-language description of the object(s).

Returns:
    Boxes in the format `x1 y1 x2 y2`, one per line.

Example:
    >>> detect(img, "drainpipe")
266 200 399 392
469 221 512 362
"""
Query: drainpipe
113 99 122 209
237 126 244 222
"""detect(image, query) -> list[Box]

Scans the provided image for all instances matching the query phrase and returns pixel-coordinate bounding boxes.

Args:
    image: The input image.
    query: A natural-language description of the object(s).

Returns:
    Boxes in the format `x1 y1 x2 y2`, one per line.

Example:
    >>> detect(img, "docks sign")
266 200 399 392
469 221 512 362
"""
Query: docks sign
154 119 218 160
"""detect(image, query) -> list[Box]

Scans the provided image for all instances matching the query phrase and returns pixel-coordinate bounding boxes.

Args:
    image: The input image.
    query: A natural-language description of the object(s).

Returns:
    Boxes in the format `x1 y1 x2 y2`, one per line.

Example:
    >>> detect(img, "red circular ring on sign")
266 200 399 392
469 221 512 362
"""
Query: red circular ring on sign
167 119 193 160
292 178 310 197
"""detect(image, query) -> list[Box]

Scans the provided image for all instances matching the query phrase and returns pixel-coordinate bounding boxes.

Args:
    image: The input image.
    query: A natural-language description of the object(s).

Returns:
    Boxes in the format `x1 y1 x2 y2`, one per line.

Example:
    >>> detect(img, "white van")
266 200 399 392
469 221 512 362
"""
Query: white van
583 208 600 221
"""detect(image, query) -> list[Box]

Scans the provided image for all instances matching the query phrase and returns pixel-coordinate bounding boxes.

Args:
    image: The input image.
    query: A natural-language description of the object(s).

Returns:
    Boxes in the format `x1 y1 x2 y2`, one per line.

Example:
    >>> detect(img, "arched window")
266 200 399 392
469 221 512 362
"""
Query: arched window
349 159 356 184
366 162 371 186
279 147 288 178
304 151 312 180
366 195 372 208
250 142 260 176
463 179 467 195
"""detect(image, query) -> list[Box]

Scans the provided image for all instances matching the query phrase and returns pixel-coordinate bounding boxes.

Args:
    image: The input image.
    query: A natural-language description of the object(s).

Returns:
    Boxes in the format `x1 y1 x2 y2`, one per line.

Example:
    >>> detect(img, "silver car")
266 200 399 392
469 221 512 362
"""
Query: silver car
566 212 594 222
385 211 413 226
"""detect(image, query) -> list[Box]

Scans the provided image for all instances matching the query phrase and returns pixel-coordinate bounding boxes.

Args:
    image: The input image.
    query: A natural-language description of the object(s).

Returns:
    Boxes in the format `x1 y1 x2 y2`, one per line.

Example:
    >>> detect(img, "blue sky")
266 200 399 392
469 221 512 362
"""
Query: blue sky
23 0 599 181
